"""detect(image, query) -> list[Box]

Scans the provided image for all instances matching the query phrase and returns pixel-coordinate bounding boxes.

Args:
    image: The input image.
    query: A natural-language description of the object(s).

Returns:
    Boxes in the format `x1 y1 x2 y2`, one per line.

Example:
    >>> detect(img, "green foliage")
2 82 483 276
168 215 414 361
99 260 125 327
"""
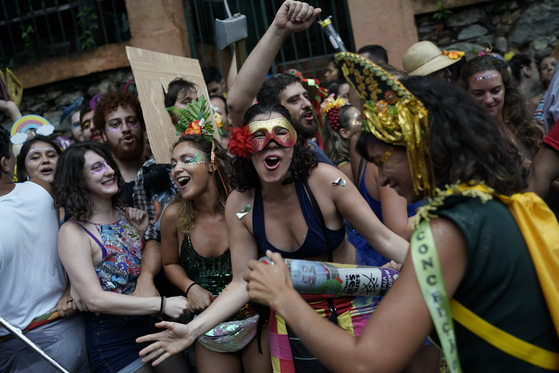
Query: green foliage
167 96 213 141
21 26 36 62
433 0 452 26
77 6 99 51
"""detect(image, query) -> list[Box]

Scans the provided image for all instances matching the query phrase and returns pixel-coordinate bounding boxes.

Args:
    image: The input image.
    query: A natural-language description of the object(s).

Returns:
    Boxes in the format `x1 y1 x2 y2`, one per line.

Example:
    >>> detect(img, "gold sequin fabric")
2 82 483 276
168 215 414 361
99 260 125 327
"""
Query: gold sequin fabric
335 52 435 197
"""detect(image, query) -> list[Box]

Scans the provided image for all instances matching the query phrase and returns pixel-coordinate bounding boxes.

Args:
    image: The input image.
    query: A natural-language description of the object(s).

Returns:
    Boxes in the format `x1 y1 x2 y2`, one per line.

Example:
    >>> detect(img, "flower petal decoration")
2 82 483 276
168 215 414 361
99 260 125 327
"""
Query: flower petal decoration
227 126 254 157
443 50 465 60
384 90 398 105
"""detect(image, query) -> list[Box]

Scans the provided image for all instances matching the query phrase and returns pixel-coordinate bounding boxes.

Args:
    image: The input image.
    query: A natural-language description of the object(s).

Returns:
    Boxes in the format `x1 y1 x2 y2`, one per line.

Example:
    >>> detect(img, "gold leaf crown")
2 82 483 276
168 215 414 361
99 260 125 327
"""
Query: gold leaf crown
335 52 434 197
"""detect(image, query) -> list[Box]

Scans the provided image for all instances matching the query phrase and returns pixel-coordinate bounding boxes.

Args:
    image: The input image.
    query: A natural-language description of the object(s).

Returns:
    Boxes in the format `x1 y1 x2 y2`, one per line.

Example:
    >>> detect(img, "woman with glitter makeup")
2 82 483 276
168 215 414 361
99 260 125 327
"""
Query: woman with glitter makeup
160 134 272 373
460 54 544 160
16 135 61 183
137 103 409 372
53 142 190 373
239 54 559 372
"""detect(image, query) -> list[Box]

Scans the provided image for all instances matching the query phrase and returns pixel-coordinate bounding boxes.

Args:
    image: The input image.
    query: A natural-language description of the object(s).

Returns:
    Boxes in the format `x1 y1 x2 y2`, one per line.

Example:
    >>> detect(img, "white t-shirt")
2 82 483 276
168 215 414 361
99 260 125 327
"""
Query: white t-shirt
0 182 66 336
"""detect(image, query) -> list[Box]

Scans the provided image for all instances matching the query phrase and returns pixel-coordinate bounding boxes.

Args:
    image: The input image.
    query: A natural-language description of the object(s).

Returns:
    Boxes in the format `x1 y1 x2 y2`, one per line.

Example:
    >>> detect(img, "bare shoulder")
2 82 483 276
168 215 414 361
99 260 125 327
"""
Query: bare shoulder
307 162 352 192
59 220 82 236
163 201 181 219
58 221 90 250
225 189 255 213
309 162 345 182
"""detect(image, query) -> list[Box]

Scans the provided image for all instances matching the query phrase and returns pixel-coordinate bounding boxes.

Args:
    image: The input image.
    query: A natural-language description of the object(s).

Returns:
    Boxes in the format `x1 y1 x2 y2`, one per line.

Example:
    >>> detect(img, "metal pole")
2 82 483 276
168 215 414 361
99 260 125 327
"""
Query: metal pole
0 316 70 373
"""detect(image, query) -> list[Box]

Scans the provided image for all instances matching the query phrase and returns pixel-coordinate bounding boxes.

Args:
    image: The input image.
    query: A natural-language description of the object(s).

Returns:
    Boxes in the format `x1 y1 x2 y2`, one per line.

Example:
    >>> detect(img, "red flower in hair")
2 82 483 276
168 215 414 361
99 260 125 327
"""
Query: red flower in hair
181 119 202 137
227 126 254 157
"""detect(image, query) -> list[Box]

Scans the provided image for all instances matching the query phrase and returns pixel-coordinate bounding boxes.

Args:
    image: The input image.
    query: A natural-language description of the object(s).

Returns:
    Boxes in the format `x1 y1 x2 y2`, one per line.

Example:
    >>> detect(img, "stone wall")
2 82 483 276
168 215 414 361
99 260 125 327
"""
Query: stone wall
0 67 133 139
416 0 559 60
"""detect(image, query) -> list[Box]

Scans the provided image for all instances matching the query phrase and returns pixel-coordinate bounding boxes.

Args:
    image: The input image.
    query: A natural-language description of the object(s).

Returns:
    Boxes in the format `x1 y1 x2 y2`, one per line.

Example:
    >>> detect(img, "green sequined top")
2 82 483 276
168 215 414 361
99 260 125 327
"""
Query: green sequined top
180 235 256 321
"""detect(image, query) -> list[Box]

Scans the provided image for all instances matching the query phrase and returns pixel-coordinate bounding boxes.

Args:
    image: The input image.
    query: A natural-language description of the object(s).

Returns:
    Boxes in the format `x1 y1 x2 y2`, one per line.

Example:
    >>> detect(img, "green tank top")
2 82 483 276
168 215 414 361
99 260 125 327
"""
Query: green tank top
180 235 232 297
180 235 257 321
431 195 559 372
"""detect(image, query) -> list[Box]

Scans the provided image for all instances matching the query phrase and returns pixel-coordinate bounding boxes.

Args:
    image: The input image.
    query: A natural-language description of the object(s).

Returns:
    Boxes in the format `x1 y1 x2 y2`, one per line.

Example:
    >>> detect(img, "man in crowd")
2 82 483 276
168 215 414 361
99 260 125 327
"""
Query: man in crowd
358 44 389 64
0 126 91 372
227 2 333 165
203 66 227 97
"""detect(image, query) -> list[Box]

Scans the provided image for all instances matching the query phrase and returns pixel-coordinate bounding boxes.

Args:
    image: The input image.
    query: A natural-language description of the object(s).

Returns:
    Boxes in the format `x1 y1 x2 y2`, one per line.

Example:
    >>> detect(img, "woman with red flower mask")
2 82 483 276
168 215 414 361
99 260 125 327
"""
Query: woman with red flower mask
138 103 409 372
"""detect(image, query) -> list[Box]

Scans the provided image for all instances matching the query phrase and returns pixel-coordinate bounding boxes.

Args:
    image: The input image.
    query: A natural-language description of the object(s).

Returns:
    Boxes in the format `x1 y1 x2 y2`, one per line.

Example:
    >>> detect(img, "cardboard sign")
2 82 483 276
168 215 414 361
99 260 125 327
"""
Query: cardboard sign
126 46 219 164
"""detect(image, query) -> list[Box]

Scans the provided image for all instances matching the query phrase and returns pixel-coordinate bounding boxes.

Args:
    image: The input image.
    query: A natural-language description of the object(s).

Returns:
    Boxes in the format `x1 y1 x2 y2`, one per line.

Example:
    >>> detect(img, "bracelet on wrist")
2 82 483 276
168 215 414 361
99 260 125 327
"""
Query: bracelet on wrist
185 282 198 298
159 296 165 314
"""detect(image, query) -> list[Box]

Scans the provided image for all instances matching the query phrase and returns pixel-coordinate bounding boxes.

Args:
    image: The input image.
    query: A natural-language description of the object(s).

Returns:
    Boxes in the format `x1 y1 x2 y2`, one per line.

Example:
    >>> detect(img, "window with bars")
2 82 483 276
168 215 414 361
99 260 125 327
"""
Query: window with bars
183 0 355 82
0 0 131 68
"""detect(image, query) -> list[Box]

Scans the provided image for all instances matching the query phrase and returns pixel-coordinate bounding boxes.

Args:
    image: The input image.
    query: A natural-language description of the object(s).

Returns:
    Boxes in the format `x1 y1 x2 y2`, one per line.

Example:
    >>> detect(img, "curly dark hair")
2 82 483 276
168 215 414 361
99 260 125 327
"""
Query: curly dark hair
0 126 11 178
459 55 543 156
171 134 233 234
256 73 301 106
53 142 125 221
16 135 62 182
232 103 317 191
93 92 145 134
357 76 527 197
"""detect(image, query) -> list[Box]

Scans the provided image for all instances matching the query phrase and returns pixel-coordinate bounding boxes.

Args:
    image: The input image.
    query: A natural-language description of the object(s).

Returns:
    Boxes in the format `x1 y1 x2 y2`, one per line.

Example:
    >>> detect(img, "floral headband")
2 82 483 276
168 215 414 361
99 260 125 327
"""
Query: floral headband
167 95 213 143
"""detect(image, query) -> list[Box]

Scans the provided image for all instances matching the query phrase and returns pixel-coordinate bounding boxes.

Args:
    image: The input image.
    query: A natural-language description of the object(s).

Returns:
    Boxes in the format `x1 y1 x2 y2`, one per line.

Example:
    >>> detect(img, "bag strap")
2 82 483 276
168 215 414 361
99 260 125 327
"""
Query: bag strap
357 158 365 188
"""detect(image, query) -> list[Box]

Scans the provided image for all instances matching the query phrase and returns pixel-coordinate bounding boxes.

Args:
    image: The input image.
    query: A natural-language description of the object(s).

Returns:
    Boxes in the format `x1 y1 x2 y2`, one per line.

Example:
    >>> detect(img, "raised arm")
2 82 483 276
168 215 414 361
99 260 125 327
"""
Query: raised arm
245 217 468 373
227 1 321 124
0 99 22 122
58 222 188 317
137 189 261 366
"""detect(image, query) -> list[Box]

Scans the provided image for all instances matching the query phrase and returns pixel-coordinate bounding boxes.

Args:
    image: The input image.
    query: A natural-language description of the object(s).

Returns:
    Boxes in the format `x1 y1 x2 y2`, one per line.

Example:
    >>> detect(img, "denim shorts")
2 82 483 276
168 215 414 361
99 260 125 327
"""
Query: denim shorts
85 313 156 373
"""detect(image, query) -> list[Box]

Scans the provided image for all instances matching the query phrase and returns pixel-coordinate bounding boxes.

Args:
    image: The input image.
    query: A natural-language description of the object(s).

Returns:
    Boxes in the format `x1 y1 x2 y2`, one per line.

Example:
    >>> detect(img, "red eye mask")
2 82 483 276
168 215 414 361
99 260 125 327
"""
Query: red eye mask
248 118 297 152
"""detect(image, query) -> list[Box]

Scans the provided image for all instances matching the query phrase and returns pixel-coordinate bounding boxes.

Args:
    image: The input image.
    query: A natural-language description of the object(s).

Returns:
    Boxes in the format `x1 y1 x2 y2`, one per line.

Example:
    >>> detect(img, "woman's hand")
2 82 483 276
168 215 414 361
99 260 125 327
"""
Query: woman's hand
126 207 149 236
244 251 293 308
69 284 89 312
185 284 213 313
163 296 191 319
137 321 196 366
56 286 77 318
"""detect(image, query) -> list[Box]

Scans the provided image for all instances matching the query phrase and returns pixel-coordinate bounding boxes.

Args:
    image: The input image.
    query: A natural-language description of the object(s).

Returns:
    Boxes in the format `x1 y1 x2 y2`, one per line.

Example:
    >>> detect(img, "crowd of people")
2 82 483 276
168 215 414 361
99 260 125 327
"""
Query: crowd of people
1 1 558 373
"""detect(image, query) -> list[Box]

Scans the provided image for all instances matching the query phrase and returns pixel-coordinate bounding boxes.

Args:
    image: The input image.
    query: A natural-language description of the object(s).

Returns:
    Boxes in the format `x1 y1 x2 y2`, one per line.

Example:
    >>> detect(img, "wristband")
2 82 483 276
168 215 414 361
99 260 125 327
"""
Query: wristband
185 282 198 298
159 296 165 314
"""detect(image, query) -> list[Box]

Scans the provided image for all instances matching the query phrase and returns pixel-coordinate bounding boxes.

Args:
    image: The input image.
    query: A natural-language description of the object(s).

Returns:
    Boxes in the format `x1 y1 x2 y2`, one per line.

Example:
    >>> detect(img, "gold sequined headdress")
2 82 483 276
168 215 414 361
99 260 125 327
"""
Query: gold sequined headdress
335 52 434 197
